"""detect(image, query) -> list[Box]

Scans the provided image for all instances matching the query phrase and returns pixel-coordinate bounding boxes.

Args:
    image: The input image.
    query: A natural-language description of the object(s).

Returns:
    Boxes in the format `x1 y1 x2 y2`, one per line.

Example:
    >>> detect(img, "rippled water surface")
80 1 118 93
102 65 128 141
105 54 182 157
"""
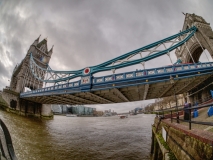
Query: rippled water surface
0 111 155 160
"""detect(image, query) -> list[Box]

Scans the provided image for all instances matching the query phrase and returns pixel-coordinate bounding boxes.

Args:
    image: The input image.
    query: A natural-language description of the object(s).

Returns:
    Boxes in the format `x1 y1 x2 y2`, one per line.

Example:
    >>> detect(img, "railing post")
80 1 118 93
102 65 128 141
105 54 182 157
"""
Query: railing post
189 108 192 130
177 111 179 123
211 141 213 160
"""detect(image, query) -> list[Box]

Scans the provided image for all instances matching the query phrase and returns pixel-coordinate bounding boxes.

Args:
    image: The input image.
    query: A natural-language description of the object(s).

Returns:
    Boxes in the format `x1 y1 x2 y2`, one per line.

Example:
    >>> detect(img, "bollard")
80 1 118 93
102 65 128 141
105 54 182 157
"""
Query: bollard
189 108 192 130
177 111 179 123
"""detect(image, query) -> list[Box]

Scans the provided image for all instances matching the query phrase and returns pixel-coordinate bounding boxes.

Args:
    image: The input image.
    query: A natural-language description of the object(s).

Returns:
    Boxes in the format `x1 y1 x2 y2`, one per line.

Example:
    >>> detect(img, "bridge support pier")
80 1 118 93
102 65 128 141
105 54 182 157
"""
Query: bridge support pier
41 104 53 119
1 88 20 112
1 88 53 119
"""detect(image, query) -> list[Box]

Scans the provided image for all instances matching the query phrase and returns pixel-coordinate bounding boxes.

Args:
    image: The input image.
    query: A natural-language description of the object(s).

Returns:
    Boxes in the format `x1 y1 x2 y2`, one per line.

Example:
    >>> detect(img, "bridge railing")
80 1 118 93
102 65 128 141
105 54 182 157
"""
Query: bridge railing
156 99 213 130
20 61 213 96
93 62 213 84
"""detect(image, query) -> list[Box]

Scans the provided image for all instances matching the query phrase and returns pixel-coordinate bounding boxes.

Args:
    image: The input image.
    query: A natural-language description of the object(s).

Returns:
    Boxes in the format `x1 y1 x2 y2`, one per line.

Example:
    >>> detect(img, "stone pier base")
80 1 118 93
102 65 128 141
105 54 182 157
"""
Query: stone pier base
41 104 53 119
1 88 53 119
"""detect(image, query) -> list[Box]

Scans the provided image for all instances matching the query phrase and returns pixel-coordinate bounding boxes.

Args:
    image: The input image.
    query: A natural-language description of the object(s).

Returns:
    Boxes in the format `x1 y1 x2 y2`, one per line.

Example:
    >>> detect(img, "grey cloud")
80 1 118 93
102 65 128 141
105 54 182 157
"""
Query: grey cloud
0 46 10 78
0 60 9 78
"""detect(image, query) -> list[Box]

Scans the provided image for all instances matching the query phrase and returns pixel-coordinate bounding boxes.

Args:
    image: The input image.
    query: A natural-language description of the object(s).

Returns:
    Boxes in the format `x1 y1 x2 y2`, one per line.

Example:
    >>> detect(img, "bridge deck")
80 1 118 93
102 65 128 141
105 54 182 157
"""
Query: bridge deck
20 62 213 105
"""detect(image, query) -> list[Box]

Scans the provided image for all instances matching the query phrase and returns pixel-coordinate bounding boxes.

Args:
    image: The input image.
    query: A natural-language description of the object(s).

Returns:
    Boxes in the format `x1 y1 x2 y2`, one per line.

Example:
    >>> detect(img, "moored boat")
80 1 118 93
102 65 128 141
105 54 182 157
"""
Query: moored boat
118 115 128 119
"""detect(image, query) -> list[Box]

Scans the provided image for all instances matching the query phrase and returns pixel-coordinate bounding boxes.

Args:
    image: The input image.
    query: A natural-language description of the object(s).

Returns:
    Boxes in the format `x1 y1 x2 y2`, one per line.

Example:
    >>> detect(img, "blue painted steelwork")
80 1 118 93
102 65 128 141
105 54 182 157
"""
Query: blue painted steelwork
174 59 182 65
193 102 199 118
29 26 197 83
207 90 213 117
20 61 213 98
207 107 213 117
193 110 199 118
210 90 213 98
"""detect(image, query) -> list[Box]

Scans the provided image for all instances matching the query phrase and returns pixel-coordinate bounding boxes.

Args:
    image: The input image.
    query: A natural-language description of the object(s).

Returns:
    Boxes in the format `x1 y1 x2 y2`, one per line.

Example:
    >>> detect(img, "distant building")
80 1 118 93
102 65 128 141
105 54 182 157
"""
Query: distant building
103 109 116 116
93 111 104 116
67 105 95 115
111 111 117 116
51 105 94 115
51 105 61 114
61 105 68 114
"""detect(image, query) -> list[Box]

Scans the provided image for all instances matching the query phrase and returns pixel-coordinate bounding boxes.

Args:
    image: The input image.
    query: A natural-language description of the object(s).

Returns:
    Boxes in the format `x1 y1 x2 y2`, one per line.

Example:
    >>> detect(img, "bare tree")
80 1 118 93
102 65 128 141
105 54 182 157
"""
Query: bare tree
163 96 176 108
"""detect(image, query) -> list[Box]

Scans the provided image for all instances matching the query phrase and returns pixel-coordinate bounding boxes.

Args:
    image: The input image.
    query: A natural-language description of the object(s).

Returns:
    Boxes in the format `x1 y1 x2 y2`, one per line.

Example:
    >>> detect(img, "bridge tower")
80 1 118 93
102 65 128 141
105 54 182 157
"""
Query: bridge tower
2 36 54 118
176 13 213 63
176 13 213 104
10 36 53 93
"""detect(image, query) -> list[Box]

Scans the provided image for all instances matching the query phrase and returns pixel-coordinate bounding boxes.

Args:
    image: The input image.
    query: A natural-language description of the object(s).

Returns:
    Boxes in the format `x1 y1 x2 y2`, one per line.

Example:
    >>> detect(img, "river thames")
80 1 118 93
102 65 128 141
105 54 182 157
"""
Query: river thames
0 111 155 160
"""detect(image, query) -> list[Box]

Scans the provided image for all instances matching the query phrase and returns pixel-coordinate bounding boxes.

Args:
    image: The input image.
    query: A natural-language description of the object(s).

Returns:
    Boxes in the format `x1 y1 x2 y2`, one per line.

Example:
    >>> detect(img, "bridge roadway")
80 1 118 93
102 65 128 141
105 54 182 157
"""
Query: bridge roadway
20 62 213 105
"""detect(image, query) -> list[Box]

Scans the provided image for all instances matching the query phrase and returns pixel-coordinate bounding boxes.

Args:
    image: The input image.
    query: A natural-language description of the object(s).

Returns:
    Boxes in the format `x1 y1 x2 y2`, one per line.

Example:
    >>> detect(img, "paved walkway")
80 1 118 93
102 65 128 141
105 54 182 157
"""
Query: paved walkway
179 107 213 131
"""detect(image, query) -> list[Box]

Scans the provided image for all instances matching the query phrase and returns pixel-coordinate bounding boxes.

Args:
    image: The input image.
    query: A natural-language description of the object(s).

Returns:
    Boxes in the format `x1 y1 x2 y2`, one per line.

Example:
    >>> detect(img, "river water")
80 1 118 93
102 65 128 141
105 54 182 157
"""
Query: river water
0 111 155 160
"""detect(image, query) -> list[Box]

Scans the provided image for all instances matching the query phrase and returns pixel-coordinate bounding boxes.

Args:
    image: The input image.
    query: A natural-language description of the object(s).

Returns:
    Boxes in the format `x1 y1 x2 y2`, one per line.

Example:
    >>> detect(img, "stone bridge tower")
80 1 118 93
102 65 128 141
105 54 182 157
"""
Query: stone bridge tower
175 13 213 104
10 36 53 93
176 13 213 63
2 36 54 118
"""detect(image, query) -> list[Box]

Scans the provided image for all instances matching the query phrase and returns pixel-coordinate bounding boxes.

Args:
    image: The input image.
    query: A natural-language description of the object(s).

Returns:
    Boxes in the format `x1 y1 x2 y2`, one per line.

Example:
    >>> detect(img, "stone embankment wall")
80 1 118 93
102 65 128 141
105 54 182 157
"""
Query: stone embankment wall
1 89 53 119
151 117 213 160
0 92 8 109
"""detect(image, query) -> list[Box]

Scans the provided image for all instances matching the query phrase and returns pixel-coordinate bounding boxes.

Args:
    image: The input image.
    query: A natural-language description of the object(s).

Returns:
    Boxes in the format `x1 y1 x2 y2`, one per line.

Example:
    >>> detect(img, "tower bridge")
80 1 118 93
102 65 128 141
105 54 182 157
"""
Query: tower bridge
2 13 213 118
20 62 213 104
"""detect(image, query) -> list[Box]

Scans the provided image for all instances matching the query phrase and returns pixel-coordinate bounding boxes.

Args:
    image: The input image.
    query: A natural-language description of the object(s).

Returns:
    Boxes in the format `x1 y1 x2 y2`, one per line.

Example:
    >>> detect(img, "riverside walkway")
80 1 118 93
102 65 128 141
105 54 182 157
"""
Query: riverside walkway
151 102 213 160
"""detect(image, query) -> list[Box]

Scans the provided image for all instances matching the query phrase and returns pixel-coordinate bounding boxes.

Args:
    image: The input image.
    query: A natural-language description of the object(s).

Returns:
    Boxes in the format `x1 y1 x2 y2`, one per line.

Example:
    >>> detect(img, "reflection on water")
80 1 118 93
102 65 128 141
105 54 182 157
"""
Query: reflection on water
0 110 155 160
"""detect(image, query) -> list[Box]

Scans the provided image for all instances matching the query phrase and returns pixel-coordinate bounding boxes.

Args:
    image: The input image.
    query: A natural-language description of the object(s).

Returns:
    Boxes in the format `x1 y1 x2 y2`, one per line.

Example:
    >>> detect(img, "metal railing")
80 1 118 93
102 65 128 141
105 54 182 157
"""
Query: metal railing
0 119 17 160
156 99 213 130
156 94 212 115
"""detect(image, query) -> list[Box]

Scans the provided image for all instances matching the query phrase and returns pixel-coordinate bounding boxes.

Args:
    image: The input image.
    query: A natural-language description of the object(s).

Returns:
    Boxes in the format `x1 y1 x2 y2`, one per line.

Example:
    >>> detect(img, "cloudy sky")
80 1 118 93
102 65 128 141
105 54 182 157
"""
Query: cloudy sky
0 0 213 112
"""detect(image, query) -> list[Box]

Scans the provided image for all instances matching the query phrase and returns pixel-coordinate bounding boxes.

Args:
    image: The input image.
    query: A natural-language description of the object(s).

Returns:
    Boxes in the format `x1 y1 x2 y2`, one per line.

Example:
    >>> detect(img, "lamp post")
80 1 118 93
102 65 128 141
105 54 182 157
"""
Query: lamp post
170 76 179 123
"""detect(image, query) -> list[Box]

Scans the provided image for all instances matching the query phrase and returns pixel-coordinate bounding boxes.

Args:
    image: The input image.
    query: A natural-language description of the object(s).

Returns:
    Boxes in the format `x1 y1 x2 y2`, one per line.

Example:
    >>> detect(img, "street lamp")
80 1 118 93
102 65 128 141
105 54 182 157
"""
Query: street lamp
170 75 179 123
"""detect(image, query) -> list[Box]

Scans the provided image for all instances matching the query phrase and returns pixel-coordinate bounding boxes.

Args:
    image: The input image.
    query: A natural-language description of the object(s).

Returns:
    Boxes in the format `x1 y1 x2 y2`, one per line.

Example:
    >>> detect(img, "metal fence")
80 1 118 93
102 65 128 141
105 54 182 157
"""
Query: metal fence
156 99 213 130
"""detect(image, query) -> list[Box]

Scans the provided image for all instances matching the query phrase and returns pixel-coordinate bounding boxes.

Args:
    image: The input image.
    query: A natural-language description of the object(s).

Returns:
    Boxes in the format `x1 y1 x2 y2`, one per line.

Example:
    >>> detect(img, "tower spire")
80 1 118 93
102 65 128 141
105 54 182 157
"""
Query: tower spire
32 35 41 46
48 45 54 56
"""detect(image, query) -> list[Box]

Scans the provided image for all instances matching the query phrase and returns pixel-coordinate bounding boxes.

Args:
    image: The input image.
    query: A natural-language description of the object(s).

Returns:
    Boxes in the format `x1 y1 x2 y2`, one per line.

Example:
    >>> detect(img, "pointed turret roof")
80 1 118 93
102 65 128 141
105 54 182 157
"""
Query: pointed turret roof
49 45 54 52
37 38 47 48
48 45 54 56
36 35 41 41
37 37 48 53
32 35 41 46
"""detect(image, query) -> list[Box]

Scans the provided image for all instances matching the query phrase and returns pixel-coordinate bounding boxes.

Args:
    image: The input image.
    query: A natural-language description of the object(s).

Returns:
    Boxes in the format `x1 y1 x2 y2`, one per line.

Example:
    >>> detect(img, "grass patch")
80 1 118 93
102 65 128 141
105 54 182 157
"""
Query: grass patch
157 133 177 160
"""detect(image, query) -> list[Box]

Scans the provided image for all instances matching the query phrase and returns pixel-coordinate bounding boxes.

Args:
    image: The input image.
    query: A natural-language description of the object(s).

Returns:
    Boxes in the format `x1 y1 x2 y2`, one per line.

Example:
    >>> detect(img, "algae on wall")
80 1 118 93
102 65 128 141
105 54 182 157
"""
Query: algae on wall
0 94 8 109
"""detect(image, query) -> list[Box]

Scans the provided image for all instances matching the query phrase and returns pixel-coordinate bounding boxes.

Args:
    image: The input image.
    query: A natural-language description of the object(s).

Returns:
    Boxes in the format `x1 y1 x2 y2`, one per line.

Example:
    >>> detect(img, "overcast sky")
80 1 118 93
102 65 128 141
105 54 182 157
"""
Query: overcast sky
0 0 213 112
